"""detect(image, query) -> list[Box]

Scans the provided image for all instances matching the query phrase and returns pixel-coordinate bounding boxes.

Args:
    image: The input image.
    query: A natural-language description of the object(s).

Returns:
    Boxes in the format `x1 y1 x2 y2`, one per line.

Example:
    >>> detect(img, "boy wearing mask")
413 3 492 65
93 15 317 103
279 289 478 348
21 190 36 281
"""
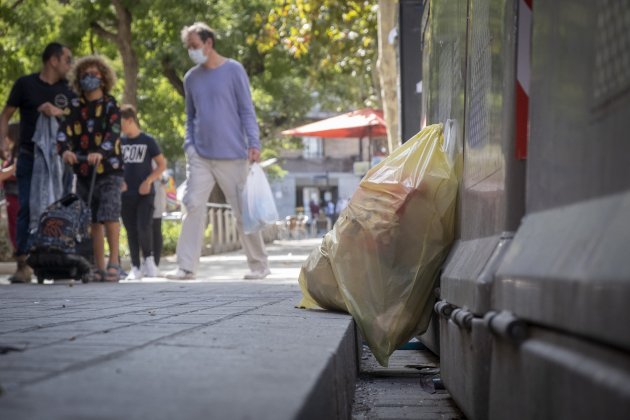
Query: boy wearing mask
119 104 166 279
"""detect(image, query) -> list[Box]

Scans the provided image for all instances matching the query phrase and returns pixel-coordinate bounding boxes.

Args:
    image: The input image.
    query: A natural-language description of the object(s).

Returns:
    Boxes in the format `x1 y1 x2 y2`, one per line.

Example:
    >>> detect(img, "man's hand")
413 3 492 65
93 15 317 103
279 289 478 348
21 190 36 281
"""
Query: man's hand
248 147 261 163
139 179 151 195
62 150 78 165
37 102 63 117
87 152 103 166
121 181 128 193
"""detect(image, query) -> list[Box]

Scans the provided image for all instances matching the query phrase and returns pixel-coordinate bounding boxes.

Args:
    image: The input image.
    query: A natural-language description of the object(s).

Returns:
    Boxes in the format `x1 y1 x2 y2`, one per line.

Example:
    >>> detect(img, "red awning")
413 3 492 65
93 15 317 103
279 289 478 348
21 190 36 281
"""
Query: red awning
281 108 387 138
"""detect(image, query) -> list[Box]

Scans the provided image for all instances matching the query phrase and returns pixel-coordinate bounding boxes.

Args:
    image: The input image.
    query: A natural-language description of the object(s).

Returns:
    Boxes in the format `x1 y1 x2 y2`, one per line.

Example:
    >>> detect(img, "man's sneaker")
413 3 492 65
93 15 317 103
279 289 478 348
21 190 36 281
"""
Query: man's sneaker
126 266 143 281
142 256 159 277
243 268 271 280
165 268 195 280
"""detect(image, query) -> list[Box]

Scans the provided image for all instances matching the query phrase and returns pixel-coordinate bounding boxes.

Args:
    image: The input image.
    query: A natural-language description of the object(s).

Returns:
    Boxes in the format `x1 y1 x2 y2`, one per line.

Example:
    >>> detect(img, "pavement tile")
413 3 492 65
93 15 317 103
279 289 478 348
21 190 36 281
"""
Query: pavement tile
0 239 359 420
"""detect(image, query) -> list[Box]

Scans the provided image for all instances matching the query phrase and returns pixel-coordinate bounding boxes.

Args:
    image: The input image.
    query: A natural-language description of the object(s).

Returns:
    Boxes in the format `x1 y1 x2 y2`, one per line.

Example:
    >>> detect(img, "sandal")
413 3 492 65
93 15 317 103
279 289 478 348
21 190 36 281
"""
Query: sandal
105 264 121 283
91 267 106 282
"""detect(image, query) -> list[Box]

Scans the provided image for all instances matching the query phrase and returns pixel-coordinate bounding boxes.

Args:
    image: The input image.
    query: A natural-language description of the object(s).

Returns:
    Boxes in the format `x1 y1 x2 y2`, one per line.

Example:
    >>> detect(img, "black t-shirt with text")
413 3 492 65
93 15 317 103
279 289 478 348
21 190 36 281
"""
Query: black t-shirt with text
121 132 161 196
6 73 74 152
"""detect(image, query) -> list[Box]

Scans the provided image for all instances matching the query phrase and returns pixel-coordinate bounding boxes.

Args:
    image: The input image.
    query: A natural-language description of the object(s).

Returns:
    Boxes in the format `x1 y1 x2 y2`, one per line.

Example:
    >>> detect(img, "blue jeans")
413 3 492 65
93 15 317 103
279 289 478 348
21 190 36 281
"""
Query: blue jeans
15 150 34 256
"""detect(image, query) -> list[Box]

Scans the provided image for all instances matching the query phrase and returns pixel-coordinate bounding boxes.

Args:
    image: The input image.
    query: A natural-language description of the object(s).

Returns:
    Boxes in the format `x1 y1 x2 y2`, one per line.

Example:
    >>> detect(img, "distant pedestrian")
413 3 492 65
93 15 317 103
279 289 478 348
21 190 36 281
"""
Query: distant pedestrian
325 199 335 223
166 22 270 280
57 55 123 282
309 199 320 219
0 42 75 283
0 124 19 252
119 104 166 280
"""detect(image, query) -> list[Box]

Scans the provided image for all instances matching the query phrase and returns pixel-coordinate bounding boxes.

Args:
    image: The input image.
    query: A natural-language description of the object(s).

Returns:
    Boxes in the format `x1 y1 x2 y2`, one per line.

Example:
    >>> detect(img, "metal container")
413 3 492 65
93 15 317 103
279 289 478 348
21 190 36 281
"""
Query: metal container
419 1 525 418
487 0 630 418
438 314 493 420
488 325 630 420
526 0 630 213
417 0 470 356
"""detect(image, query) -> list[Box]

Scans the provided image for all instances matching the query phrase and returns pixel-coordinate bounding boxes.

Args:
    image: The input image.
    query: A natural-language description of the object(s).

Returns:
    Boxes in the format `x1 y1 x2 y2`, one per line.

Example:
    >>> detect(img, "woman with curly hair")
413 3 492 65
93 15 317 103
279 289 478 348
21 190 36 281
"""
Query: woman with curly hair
56 55 124 282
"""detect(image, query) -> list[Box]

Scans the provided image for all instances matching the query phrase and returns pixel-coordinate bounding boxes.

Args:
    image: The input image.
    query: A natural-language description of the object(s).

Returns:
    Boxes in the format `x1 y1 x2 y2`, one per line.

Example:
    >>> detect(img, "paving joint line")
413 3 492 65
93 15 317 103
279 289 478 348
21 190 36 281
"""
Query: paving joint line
2 297 262 335
2 298 283 351
6 297 290 390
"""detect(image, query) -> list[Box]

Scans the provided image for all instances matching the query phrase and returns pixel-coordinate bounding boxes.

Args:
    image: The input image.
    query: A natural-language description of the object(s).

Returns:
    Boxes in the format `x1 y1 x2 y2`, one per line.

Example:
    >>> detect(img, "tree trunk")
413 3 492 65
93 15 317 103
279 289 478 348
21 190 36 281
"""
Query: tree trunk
377 0 400 152
91 0 139 108
112 0 138 108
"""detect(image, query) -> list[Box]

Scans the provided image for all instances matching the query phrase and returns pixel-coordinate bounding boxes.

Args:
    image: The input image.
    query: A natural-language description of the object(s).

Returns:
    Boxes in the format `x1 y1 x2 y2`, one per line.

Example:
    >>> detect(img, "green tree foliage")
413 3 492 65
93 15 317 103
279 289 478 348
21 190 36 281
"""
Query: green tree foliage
0 0 379 171
262 0 380 109
0 1 66 99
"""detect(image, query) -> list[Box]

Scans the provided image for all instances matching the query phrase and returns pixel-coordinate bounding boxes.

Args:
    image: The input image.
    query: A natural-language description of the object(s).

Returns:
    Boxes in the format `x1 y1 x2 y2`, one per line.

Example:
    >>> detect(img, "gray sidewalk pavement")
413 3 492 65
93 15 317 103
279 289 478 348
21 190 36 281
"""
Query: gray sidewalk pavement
0 239 357 420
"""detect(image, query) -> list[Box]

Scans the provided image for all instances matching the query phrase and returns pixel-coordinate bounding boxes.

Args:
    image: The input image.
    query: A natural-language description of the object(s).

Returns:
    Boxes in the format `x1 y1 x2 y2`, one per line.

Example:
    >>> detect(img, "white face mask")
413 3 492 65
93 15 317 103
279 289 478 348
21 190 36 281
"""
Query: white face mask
188 48 207 65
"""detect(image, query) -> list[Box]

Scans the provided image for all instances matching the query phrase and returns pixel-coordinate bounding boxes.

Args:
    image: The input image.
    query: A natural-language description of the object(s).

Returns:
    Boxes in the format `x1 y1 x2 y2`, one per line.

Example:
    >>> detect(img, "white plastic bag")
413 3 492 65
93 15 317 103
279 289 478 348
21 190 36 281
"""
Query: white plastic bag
241 163 279 234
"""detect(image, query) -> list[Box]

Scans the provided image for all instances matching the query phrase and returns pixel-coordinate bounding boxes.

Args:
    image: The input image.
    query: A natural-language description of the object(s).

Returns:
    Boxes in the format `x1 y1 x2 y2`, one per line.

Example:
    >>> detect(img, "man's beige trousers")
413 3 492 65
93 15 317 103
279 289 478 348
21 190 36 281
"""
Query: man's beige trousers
176 147 269 274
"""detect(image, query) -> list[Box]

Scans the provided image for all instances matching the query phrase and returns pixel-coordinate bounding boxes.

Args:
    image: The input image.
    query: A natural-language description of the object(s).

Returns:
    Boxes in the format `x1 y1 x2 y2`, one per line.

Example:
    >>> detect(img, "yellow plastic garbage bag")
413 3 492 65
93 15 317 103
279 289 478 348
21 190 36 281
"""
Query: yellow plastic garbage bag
297 232 346 312
298 123 458 366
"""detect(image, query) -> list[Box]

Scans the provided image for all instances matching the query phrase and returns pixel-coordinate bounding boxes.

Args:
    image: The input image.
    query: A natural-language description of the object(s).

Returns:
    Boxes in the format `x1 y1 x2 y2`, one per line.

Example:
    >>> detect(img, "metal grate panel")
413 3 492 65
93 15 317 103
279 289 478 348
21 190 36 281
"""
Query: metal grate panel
438 44 454 122
466 0 492 150
593 0 630 105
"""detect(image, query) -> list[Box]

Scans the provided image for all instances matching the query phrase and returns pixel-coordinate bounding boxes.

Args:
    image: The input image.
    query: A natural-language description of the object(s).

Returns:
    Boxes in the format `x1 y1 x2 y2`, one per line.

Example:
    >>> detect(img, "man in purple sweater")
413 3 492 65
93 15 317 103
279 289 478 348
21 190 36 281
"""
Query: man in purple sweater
167 22 270 280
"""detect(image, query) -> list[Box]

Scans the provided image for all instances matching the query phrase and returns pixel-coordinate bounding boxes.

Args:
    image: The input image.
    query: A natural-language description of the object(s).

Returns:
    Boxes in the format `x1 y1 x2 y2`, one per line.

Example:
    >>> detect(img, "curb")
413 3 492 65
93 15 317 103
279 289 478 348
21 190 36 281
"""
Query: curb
298 321 359 420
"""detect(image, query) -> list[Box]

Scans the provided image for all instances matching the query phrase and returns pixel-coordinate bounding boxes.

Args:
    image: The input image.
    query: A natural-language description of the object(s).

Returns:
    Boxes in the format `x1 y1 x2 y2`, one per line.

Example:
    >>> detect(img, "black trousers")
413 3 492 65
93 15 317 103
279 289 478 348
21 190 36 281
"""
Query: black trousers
121 194 154 268
152 218 162 266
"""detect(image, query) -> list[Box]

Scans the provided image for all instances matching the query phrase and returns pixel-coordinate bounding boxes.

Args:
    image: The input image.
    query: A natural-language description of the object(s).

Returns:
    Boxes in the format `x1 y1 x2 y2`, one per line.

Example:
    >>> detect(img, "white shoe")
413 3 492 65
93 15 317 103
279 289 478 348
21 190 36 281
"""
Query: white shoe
126 266 143 280
243 268 271 280
142 256 159 277
165 268 195 280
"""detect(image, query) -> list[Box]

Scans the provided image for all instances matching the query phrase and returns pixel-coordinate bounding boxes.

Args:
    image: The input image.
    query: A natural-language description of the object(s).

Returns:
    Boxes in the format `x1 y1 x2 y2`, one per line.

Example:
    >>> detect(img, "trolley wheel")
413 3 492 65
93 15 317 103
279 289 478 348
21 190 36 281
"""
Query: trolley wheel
81 272 91 283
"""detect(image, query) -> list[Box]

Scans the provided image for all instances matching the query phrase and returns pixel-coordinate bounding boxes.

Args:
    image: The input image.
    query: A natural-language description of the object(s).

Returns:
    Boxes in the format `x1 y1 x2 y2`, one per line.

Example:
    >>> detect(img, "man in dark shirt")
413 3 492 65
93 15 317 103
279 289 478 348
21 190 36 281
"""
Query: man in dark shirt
0 42 74 283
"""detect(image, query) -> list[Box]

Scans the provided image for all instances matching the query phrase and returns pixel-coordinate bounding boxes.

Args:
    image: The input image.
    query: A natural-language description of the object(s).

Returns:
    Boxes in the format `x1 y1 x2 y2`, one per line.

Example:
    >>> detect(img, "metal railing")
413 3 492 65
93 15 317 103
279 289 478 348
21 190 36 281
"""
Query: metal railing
166 203 280 256
205 203 279 255
207 203 240 254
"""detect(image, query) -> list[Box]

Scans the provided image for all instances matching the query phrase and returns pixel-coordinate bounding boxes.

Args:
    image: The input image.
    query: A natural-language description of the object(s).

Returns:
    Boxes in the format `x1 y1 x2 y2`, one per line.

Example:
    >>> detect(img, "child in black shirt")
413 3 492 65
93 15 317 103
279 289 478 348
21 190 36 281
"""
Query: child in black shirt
120 104 166 279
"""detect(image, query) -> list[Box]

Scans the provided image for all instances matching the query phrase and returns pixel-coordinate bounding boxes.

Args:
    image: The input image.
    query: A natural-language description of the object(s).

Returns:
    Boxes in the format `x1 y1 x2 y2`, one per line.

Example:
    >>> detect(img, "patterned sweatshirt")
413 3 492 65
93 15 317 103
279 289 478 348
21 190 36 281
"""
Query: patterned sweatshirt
57 94 123 178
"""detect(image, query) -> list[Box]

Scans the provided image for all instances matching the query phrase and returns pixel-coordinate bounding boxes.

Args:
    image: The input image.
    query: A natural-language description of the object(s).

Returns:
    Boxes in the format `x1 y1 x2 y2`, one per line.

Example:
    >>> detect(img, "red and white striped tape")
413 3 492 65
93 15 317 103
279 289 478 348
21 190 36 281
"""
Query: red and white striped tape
515 0 532 160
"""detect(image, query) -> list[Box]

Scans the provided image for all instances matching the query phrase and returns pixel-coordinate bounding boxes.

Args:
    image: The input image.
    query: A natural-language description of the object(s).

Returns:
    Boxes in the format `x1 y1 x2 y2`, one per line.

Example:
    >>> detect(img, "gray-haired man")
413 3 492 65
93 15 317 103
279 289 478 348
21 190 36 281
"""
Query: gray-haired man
167 22 270 280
